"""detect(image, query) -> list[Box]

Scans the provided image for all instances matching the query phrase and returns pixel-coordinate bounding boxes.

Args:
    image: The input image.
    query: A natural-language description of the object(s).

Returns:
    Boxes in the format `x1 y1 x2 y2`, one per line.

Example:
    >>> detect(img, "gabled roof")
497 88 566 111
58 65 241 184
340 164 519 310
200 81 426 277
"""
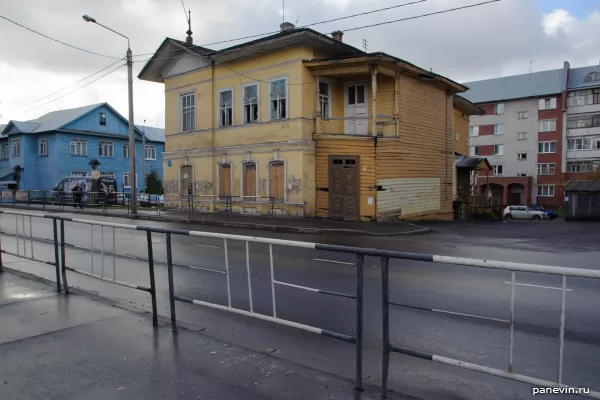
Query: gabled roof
136 125 165 143
461 68 566 104
568 65 600 90
454 95 484 115
0 124 6 139
456 156 492 170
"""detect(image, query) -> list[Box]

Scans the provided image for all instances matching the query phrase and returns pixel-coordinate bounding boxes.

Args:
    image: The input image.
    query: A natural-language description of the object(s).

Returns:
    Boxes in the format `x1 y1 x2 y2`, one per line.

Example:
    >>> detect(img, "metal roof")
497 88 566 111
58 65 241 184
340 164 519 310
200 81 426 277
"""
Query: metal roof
564 180 600 192
567 65 600 90
0 124 6 138
461 68 565 104
453 95 484 116
136 125 165 143
455 156 492 170
28 103 102 132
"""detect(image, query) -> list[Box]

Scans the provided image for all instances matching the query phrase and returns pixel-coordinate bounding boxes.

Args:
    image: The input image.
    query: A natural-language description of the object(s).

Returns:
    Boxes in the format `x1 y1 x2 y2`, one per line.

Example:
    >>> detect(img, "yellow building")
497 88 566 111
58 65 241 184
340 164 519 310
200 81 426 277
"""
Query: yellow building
140 25 472 221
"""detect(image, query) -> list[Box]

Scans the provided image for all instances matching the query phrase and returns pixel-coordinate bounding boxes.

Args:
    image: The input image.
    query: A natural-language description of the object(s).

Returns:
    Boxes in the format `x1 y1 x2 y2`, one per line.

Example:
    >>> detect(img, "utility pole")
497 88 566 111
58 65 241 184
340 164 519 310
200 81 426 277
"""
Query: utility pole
142 119 146 193
362 39 369 52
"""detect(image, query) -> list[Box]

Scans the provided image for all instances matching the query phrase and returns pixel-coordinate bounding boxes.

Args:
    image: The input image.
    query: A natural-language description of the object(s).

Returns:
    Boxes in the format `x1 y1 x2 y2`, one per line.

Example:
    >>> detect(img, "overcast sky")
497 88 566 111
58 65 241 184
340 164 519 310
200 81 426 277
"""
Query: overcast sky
1 0 599 128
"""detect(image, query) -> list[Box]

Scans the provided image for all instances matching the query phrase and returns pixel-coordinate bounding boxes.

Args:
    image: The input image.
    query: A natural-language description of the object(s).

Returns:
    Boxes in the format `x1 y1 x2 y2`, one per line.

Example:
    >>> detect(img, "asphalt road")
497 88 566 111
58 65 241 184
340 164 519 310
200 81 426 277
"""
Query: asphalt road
1 211 599 400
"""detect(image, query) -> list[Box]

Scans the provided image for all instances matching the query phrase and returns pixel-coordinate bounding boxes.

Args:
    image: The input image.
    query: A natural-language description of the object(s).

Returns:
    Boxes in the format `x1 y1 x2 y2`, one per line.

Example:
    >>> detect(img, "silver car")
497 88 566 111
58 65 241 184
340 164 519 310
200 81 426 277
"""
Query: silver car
503 205 548 220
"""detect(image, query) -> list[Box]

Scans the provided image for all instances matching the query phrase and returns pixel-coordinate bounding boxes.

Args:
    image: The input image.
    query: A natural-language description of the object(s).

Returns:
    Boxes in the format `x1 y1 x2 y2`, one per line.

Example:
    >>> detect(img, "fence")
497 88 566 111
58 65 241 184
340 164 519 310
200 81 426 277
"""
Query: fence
0 208 599 399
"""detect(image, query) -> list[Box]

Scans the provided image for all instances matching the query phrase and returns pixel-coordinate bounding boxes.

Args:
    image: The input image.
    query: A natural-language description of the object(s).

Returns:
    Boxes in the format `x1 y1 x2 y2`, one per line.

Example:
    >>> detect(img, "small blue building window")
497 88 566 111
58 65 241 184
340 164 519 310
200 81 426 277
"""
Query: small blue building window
39 138 48 156
99 113 107 126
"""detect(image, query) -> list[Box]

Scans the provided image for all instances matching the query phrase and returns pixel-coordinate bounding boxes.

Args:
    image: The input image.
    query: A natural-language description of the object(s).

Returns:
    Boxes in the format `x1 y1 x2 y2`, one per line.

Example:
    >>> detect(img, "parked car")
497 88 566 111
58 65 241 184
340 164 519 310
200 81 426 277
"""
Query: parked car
503 205 549 220
527 205 558 219
139 194 164 207
51 176 118 204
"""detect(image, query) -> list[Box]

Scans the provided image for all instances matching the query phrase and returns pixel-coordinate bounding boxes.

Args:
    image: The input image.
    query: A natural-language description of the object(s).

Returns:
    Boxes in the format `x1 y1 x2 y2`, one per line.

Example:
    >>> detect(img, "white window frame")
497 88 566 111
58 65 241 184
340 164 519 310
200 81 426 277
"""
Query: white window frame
99 112 107 126
218 87 234 128
123 144 130 158
180 91 196 132
469 146 479 156
269 76 288 121
319 79 332 119
100 171 114 178
70 139 87 156
494 124 504 135
455 132 459 141
494 103 504 115
493 165 503 176
538 141 556 153
539 98 557 110
123 172 137 188
144 145 156 160
493 144 504 155
567 138 593 151
0 143 8 160
12 138 20 157
71 171 88 177
537 185 555 197
470 126 479 137
537 163 556 176
39 138 48 156
517 173 527 177
567 161 594 173
516 111 529 119
242 82 260 125
539 119 557 132
517 132 527 140
98 140 114 158
517 153 527 160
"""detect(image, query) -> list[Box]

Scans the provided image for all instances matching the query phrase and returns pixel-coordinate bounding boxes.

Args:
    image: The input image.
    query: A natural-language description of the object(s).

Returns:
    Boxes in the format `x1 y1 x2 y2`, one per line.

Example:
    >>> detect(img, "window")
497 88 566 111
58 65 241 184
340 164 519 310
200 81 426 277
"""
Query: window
517 132 527 140
242 162 257 198
567 138 592 150
180 92 196 132
493 165 503 176
538 141 556 153
517 111 529 119
584 72 600 82
144 145 156 160
99 112 106 126
218 164 232 199
494 124 504 135
539 98 557 110
12 139 20 156
70 139 87 156
517 173 527 177
517 153 527 160
568 89 600 106
100 171 114 178
243 84 259 124
567 115 600 129
494 144 503 155
98 141 114 157
494 103 504 115
123 144 129 158
567 161 595 173
71 171 88 177
269 161 285 201
539 120 556 132
270 78 287 120
537 185 555 197
0 143 8 160
218 89 233 127
537 163 556 175
319 81 330 119
470 126 479 137
123 172 136 188
470 146 479 156
455 132 459 141
39 138 48 156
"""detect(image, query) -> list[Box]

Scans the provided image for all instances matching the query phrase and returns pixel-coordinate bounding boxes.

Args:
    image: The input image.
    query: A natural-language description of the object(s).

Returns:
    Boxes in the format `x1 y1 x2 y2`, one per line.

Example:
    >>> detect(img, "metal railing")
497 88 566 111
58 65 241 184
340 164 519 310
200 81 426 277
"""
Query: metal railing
163 194 285 220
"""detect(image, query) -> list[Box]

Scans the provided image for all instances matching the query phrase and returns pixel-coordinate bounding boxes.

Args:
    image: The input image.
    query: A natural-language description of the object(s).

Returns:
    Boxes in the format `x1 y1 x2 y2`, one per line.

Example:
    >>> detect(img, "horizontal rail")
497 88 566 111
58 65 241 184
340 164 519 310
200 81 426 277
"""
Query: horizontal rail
0 249 56 267
389 301 509 324
274 279 356 299
389 344 600 399
173 294 356 343
64 266 151 292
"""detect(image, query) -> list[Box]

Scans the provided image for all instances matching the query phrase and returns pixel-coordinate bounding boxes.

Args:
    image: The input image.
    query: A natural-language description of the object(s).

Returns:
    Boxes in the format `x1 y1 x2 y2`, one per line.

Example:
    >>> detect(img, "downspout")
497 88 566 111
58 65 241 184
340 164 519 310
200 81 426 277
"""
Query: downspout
211 59 216 199
445 91 450 200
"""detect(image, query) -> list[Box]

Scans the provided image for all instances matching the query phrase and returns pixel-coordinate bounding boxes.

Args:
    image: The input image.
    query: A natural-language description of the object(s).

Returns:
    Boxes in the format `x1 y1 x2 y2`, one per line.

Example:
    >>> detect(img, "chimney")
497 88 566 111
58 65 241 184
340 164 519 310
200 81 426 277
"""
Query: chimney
280 22 295 32
332 30 343 42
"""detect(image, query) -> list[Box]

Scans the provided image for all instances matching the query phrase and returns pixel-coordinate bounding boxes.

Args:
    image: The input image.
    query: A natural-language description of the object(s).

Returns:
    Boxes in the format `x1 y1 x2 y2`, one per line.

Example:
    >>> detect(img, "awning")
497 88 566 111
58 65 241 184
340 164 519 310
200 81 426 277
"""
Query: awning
564 180 600 192
0 168 15 184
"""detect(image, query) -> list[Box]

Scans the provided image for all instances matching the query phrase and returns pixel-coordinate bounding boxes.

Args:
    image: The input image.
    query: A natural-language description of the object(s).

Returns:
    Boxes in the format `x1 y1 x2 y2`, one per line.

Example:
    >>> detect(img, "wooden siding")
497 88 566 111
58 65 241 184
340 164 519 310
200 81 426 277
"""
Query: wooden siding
453 108 469 157
315 136 376 218
377 177 441 217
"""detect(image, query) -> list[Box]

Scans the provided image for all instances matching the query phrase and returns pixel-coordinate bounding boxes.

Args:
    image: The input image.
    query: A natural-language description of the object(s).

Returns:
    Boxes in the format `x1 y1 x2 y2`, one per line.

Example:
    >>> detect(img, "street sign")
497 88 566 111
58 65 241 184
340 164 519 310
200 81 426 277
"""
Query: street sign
167 160 172 167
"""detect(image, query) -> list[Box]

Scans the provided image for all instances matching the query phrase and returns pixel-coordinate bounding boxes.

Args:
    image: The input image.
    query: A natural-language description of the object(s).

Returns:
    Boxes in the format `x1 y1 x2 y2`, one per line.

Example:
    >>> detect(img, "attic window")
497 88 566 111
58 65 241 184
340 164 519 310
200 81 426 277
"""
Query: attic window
99 113 107 126
584 72 600 82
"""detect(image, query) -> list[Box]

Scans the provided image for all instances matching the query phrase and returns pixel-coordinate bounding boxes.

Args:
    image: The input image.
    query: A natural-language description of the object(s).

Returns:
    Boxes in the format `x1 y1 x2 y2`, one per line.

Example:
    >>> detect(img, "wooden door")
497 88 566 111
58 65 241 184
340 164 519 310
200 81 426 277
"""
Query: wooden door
344 83 368 135
243 163 257 198
269 161 284 201
218 164 231 199
328 156 359 221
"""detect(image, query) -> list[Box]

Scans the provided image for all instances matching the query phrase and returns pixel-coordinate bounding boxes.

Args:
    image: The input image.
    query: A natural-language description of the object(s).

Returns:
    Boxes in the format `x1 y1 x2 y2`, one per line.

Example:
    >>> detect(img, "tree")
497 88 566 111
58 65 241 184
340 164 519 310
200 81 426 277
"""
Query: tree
145 169 164 194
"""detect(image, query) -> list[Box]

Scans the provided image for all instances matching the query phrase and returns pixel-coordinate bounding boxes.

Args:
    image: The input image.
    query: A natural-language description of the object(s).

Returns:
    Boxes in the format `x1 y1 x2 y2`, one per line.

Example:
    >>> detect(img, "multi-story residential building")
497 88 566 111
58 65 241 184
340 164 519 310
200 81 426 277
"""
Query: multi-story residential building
139 24 474 221
565 64 600 180
0 103 165 192
462 67 568 207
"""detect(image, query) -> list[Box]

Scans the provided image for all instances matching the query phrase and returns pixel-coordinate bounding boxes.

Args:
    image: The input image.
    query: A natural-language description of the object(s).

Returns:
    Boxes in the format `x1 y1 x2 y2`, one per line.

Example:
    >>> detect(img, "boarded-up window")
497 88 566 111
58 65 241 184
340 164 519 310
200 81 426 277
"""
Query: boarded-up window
269 161 284 201
243 163 257 198
218 164 231 198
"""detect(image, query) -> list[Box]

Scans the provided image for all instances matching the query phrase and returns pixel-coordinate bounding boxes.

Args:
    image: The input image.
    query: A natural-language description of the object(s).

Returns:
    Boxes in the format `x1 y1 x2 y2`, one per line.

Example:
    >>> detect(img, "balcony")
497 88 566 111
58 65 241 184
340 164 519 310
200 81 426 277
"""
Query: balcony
319 115 397 137
568 126 600 137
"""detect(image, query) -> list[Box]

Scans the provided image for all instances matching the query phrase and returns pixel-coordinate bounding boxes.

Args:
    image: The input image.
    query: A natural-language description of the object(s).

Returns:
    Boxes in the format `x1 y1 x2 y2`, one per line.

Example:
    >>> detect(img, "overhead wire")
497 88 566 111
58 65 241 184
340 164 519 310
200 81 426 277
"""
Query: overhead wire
0 14 121 60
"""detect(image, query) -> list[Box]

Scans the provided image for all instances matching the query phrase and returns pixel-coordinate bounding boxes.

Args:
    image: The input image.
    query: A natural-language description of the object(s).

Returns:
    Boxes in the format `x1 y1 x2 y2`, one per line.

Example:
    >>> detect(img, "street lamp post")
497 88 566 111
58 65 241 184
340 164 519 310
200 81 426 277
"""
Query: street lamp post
83 14 137 214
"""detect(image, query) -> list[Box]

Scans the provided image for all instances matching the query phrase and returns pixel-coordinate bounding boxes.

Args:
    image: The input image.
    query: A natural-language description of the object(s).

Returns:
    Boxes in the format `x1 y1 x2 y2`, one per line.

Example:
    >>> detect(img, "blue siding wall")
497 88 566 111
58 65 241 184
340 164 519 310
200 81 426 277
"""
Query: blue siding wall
63 105 130 136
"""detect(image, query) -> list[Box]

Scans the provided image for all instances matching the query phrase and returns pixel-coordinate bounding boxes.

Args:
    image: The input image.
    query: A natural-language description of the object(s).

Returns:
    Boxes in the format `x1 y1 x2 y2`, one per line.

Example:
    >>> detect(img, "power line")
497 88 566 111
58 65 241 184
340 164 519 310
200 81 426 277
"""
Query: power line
0 14 121 60
21 58 125 107
26 64 125 111
131 0 427 58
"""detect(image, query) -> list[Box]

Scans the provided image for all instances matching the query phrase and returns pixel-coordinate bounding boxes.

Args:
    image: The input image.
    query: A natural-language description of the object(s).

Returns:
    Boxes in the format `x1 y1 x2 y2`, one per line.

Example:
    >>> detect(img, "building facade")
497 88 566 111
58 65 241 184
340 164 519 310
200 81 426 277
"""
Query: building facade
0 103 165 192
140 25 472 221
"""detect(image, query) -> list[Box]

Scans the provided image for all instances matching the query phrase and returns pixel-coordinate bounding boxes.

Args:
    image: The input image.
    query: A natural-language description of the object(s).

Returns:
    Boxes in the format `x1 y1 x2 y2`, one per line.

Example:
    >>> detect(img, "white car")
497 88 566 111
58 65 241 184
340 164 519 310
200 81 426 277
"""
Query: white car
503 205 548 220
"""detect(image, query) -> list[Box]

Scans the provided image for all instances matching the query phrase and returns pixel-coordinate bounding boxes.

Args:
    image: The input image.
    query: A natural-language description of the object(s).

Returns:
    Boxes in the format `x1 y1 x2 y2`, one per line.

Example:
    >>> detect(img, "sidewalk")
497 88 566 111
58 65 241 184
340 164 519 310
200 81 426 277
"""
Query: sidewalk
0 270 401 400
0 203 431 236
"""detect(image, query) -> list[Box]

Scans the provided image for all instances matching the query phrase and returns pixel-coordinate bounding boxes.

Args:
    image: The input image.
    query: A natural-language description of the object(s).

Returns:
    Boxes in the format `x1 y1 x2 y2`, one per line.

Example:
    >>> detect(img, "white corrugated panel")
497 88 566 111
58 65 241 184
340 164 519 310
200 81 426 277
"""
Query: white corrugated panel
376 178 441 216
163 53 209 78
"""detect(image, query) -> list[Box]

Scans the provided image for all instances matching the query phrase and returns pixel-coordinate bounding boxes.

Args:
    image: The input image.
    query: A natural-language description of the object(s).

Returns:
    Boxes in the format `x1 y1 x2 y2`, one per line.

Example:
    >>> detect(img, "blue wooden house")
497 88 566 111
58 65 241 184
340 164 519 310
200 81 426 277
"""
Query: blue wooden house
0 103 165 193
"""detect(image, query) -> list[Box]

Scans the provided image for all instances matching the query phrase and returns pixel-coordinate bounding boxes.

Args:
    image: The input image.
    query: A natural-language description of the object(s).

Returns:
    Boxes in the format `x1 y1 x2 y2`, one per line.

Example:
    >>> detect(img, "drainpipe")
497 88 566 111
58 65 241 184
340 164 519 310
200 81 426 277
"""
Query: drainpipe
142 120 146 193
445 91 450 200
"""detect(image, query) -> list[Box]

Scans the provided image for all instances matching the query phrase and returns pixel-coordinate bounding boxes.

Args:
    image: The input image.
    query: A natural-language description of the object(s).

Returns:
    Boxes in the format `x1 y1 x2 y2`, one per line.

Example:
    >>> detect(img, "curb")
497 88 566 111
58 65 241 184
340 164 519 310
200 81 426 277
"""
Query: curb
0 204 432 236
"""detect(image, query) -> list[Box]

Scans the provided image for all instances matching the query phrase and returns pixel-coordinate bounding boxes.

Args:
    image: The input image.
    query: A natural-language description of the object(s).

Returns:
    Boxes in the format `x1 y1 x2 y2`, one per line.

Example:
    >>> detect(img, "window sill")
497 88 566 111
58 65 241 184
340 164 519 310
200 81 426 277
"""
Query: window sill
98 156 114 158
39 154 48 157
71 154 88 157
144 158 156 161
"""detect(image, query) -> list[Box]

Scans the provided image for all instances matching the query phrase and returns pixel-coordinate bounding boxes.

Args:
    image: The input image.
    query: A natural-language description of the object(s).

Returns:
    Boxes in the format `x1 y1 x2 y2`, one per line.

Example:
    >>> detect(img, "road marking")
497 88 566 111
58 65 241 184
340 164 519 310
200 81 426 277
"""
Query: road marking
313 258 354 265
504 282 573 292
194 244 222 249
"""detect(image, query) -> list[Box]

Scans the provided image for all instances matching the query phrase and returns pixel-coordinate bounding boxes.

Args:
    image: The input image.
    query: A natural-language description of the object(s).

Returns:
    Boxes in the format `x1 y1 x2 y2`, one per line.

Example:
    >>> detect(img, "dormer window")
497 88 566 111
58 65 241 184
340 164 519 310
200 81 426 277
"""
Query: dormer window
584 72 600 82
99 112 106 126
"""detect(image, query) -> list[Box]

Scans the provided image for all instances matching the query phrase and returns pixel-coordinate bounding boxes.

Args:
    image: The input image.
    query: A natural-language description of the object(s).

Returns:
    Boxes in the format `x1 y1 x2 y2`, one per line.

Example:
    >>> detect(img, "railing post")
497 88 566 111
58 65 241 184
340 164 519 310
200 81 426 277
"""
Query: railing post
165 232 177 332
245 241 254 313
354 254 365 394
146 231 158 327
271 196 274 219
380 256 390 398
0 230 3 274
52 219 61 292
60 220 69 294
